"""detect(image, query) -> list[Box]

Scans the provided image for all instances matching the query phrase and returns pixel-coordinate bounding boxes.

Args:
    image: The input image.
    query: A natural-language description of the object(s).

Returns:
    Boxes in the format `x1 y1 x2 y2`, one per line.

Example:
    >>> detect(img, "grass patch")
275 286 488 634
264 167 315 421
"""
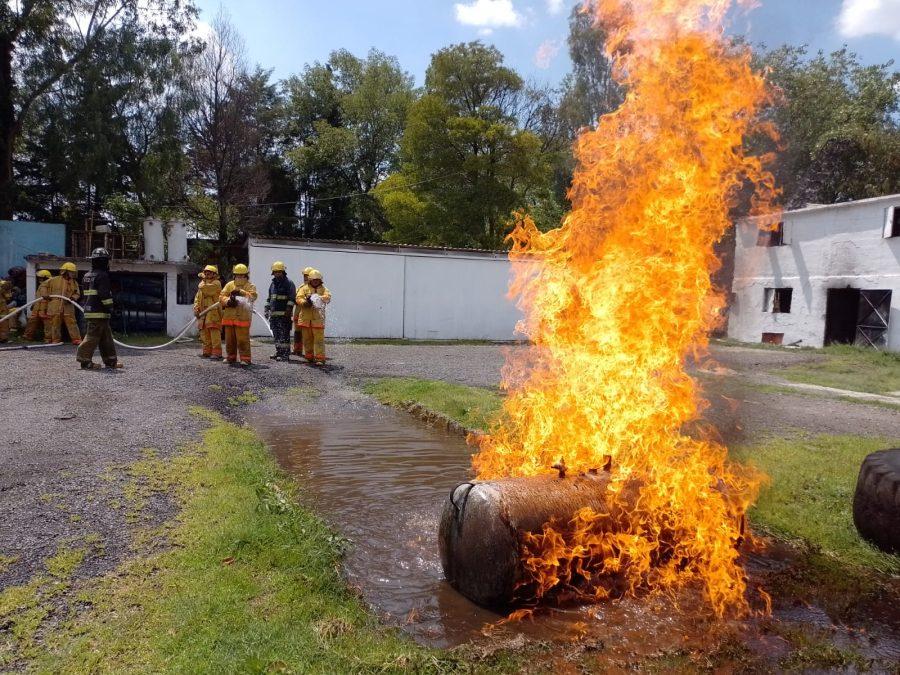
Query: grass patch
364 377 503 431
112 332 178 347
32 410 521 673
0 546 85 666
226 390 261 407
342 338 515 346
778 344 900 395
732 433 900 574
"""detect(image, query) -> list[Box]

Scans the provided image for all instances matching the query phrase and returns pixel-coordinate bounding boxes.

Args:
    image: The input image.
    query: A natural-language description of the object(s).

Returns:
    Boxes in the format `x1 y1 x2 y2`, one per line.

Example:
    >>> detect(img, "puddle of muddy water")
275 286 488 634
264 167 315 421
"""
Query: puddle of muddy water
250 408 900 666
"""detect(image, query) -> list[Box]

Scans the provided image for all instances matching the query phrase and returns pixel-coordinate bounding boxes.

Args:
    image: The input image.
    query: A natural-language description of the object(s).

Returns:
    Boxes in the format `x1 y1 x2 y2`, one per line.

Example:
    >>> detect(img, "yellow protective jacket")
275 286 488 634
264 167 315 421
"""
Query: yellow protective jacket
295 284 331 329
44 276 80 316
0 281 10 314
220 279 258 327
33 279 51 318
194 279 223 328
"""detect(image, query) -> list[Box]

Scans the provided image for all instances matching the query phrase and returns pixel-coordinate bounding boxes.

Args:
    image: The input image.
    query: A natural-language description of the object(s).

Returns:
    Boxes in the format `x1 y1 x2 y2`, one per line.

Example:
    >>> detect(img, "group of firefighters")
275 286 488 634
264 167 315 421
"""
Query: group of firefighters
193 261 331 366
0 252 332 369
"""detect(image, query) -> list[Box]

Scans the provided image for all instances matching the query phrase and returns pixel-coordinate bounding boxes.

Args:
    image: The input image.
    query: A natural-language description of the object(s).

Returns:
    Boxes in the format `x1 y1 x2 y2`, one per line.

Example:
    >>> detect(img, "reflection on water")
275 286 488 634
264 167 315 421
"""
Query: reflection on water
251 411 503 646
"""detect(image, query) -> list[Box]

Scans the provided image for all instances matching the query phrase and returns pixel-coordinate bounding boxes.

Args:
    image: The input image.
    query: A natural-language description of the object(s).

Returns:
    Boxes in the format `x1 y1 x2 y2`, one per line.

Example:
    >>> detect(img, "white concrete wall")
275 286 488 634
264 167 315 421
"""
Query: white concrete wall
728 195 900 350
247 240 523 340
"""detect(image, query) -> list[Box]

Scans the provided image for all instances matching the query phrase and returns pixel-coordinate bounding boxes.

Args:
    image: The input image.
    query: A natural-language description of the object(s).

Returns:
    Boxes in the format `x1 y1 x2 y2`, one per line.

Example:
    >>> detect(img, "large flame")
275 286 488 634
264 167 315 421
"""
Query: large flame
473 0 778 617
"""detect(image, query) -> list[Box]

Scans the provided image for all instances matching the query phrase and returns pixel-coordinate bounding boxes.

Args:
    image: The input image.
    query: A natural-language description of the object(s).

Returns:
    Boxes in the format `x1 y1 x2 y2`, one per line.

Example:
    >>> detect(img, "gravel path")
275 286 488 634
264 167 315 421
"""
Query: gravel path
1 339 898 594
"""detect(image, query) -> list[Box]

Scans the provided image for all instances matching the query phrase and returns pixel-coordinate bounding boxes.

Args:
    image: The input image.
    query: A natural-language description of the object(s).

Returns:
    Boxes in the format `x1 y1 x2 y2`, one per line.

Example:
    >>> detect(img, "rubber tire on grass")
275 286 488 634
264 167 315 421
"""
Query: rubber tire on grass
852 448 900 554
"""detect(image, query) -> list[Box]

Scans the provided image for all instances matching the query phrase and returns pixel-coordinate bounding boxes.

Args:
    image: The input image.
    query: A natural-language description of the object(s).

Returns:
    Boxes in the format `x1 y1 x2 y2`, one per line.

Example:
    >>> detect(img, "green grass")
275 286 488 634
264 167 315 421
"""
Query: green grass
732 433 900 574
364 377 503 431
33 409 521 674
112 332 180 347
778 344 900 395
343 338 518 346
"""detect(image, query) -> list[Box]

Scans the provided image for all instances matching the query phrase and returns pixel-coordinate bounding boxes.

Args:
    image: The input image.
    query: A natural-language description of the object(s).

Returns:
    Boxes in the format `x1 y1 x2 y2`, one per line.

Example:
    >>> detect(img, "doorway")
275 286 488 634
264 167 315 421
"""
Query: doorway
825 288 892 349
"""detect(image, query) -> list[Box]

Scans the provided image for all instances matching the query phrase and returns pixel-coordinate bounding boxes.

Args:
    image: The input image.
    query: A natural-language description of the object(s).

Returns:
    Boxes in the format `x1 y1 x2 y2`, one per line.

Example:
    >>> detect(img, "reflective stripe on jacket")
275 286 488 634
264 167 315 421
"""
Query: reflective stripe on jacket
295 284 331 329
220 279 258 327
266 276 296 317
81 270 113 320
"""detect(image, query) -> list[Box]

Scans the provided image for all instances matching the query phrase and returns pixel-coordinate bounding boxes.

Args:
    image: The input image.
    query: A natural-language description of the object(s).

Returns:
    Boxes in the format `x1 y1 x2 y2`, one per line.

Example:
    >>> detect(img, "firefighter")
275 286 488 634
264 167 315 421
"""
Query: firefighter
46 262 82 345
295 269 331 365
293 266 314 356
23 270 52 341
265 261 296 361
76 248 121 370
220 264 258 366
0 279 11 343
193 265 223 359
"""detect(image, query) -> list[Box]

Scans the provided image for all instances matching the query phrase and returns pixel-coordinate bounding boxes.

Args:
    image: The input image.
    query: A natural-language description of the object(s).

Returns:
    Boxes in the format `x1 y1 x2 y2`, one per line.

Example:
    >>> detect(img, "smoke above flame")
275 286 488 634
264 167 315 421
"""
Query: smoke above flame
472 0 779 616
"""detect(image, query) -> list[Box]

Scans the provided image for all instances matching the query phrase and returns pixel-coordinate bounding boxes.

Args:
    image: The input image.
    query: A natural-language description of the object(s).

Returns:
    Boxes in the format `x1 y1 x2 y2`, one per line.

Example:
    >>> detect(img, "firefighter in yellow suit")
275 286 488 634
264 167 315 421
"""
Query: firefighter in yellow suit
0 279 11 343
193 265 223 359
220 264 257 366
293 266 314 356
295 269 331 365
46 262 82 344
23 270 52 341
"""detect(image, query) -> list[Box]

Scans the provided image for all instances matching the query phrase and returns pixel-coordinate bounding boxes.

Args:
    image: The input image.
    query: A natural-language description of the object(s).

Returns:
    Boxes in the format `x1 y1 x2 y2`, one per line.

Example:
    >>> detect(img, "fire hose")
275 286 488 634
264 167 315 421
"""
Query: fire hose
0 295 274 352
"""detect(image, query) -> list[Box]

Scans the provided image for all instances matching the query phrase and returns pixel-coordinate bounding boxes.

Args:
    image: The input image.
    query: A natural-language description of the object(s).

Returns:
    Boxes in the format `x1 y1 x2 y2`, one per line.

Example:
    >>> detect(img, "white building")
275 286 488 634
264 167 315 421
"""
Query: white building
728 194 900 351
247 237 523 340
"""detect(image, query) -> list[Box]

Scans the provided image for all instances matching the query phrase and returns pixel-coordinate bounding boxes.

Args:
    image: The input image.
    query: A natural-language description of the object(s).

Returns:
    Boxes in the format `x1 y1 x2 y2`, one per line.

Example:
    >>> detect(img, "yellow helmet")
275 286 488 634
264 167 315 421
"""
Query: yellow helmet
271 261 286 273
232 263 249 275
203 265 219 275
303 266 314 276
37 270 52 279
60 262 77 273
308 269 323 281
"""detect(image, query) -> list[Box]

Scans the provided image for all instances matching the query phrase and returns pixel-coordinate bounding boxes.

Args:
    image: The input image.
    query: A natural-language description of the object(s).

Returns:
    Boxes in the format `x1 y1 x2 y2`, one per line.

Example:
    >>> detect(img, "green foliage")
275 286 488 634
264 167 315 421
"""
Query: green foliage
756 46 900 206
284 48 415 240
731 433 900 574
379 43 559 249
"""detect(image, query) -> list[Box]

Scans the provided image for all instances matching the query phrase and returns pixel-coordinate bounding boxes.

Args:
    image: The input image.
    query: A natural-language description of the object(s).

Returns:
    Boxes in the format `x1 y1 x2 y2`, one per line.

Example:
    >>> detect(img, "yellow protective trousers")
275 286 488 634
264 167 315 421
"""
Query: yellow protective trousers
224 325 251 363
50 313 82 343
200 326 222 357
300 326 326 363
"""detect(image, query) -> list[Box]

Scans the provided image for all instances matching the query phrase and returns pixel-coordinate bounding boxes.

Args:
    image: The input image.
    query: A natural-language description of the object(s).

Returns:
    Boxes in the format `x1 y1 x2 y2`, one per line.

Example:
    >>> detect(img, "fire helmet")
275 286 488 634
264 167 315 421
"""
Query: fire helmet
271 261 286 273
60 262 77 273
308 269 323 281
90 248 110 260
303 267 314 276
232 264 249 275
37 270 52 279
203 265 219 275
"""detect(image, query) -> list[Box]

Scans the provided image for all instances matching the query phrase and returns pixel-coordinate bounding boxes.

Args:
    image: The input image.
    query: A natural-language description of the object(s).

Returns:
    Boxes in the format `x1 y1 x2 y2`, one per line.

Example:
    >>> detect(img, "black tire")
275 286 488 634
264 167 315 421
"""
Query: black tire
852 448 900 554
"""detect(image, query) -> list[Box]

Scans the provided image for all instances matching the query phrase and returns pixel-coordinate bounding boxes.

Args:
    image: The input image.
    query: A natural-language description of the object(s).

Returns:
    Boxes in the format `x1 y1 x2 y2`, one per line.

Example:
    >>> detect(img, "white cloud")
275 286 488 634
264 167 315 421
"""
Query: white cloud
837 0 900 41
534 39 562 69
454 0 524 28
546 0 565 14
478 27 495 36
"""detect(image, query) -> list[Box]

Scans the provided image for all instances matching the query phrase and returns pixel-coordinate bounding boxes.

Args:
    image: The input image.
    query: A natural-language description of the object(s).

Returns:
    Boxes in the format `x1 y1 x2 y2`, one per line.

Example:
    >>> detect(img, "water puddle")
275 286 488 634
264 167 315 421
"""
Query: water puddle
250 407 900 665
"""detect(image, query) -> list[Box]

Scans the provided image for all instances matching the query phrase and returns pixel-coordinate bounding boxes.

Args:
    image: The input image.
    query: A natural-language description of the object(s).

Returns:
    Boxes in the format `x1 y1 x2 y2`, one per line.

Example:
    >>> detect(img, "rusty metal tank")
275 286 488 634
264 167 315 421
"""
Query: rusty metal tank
438 471 623 608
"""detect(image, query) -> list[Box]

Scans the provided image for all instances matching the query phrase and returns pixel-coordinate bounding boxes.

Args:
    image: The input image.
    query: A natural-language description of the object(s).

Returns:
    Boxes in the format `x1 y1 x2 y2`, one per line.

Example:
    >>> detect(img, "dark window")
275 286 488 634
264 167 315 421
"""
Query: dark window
887 207 900 238
764 287 793 313
762 332 784 345
176 272 199 306
757 222 785 247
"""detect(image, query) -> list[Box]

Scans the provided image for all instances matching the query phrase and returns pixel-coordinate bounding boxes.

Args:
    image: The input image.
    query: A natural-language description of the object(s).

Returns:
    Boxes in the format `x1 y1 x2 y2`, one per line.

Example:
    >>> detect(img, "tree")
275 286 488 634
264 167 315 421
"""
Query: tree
284 48 415 240
558 2 623 134
377 43 556 249
0 0 194 219
182 12 271 254
756 46 900 206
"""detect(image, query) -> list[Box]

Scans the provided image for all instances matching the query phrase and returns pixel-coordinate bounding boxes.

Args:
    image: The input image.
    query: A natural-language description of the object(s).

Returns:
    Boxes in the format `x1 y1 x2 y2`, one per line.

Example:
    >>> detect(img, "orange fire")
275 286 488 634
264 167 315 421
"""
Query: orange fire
472 0 778 617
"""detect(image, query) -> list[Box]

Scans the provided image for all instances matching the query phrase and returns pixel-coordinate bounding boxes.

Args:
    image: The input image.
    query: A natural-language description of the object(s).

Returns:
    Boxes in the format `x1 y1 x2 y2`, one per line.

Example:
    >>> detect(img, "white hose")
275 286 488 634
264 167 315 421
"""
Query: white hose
0 295 274 352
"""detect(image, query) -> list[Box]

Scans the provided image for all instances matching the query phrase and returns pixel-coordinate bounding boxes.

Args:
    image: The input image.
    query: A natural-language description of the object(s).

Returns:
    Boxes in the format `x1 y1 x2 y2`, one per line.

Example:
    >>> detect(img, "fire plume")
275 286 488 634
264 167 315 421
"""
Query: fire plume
473 0 778 616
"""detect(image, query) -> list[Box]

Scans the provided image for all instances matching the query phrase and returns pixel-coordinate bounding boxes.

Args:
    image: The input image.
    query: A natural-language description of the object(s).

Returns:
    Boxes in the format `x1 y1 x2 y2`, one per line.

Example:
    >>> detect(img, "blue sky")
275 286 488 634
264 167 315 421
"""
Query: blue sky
193 0 900 86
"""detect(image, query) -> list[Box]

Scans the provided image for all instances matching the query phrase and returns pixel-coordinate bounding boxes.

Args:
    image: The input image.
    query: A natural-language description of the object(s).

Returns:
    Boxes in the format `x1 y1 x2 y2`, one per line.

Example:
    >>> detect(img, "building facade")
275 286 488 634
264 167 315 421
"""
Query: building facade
728 194 900 351
247 238 523 340
1 220 66 273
